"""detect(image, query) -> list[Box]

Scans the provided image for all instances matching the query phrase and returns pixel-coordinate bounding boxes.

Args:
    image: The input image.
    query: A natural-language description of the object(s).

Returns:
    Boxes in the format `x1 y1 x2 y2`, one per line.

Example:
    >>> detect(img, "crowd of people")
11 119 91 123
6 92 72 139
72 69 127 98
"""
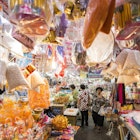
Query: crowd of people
69 83 110 133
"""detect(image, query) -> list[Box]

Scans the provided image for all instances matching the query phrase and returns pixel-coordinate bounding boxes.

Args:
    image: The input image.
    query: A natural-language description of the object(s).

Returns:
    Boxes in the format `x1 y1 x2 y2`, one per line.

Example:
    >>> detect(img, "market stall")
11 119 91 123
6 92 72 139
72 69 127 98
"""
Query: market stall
0 0 140 140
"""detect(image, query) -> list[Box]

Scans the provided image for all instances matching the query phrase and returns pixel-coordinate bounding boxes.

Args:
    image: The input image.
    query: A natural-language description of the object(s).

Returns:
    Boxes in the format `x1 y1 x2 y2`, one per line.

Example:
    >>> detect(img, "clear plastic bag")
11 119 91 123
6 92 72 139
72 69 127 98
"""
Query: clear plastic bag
9 0 53 37
86 31 114 67
71 42 86 66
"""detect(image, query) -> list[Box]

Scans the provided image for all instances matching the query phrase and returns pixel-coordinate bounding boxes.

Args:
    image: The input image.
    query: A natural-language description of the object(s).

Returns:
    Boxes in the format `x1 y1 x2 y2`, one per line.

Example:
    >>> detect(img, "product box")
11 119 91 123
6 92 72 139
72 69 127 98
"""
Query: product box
63 108 79 125
51 104 65 115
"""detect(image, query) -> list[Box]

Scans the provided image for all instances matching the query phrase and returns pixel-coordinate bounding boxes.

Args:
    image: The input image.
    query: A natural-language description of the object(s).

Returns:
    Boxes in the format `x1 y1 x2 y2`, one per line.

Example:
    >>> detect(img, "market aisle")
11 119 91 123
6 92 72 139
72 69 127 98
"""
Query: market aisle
74 114 119 140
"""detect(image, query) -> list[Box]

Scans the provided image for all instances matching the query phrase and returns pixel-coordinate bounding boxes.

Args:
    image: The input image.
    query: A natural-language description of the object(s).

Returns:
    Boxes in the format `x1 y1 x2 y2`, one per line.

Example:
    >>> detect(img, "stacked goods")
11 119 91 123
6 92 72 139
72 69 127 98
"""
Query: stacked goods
0 98 33 127
52 115 68 130
54 95 69 104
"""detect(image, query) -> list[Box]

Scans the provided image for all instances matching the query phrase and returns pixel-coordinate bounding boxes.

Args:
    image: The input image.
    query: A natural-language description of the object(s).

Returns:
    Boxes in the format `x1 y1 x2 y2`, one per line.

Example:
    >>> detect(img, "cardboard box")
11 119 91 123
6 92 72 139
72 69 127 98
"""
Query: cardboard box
51 104 65 115
64 108 79 125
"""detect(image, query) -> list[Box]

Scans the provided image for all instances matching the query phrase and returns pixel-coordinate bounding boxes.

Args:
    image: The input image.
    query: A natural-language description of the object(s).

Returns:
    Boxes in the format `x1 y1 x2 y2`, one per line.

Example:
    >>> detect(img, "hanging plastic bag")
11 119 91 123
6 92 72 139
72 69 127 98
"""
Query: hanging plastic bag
101 62 119 78
101 0 116 34
82 0 110 49
117 75 140 85
71 42 86 66
28 79 50 109
9 0 53 36
6 63 30 91
116 49 140 73
116 21 140 40
55 45 66 77
65 18 84 42
0 15 13 34
123 49 140 70
33 44 56 73
0 60 7 89
86 31 114 67
72 0 89 20
64 1 74 20
55 13 68 38
27 71 45 90
12 29 35 49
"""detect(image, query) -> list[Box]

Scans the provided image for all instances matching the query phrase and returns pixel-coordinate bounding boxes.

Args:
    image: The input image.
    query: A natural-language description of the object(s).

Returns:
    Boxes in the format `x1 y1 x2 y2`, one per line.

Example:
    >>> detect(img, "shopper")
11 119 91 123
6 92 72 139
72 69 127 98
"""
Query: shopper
70 84 79 108
92 87 105 132
56 81 62 93
77 84 90 127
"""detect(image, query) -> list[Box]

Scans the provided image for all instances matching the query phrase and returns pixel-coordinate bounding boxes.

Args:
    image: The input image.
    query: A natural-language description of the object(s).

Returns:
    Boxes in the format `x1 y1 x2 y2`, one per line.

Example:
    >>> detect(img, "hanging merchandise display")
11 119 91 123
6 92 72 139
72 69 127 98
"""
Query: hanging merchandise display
0 32 24 57
101 0 116 34
116 49 140 73
27 70 45 90
32 44 56 73
16 52 33 69
28 78 50 109
0 15 13 33
9 0 53 26
82 0 115 49
116 21 140 40
42 18 68 45
86 31 114 67
6 63 30 91
0 60 7 89
9 0 53 46
55 13 68 39
0 16 24 57
101 62 119 78
0 0 140 139
65 18 84 42
12 29 35 50
55 45 67 77
71 42 86 66
114 2 132 29
116 49 140 84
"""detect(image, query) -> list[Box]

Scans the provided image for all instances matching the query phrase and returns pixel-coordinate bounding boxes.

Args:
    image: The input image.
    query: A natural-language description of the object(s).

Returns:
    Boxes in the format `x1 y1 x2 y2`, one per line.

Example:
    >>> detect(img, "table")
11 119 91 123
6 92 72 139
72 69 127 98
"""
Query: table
124 122 140 140
120 117 140 140
64 108 79 125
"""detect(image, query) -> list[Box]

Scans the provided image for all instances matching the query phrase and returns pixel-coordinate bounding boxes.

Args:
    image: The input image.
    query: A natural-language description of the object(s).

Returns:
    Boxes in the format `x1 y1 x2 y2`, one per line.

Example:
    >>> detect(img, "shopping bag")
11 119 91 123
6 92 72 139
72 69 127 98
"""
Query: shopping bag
98 106 106 116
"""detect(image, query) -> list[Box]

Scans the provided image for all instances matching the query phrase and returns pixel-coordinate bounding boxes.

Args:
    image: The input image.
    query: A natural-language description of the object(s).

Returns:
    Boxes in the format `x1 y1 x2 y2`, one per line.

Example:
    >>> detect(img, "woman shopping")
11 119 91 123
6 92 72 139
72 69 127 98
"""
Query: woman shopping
92 87 105 132
77 84 90 127
70 84 79 108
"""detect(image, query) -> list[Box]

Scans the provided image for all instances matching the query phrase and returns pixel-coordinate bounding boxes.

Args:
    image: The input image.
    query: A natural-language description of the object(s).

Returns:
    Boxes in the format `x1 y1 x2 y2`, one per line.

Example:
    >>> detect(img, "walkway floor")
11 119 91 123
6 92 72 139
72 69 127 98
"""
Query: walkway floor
74 114 119 140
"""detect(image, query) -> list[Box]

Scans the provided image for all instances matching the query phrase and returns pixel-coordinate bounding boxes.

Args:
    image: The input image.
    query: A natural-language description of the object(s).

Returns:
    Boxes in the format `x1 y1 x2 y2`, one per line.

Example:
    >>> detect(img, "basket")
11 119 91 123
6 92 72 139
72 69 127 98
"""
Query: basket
133 103 140 110
105 113 119 122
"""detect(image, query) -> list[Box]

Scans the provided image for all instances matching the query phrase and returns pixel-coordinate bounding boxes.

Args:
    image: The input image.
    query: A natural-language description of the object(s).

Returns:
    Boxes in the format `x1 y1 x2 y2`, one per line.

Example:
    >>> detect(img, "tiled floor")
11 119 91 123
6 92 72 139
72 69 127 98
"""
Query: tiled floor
74 114 119 140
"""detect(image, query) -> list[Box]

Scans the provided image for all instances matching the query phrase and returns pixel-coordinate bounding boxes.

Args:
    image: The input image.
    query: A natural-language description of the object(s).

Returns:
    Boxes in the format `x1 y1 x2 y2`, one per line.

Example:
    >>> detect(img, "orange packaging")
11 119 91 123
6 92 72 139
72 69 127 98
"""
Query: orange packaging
28 78 50 109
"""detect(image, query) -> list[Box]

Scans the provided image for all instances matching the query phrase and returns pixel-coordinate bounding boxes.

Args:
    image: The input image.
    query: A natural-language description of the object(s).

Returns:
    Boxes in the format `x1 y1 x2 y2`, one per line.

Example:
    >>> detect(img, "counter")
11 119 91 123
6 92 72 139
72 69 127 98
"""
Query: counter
120 117 140 140
124 121 140 140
